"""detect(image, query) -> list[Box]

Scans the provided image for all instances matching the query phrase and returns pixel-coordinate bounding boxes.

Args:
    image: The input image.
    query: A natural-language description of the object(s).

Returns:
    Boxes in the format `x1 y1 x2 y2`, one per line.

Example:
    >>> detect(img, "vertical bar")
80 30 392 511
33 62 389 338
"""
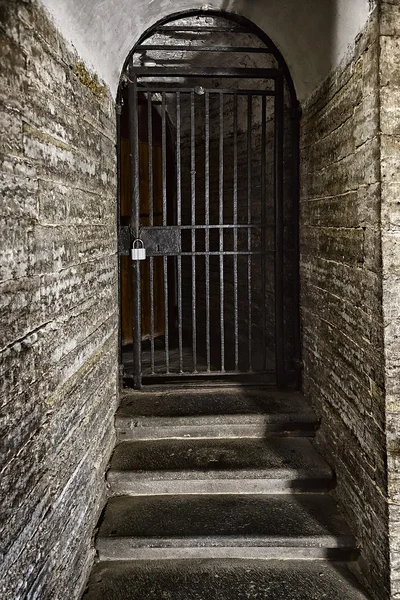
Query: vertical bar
161 92 169 372
190 91 197 372
219 93 225 372
176 92 183 372
275 76 285 386
148 94 155 373
128 70 142 388
163 256 169 373
150 256 155 374
162 92 167 227
292 101 302 389
261 95 267 374
205 92 211 371
247 95 253 371
116 99 122 373
233 94 239 371
148 94 154 227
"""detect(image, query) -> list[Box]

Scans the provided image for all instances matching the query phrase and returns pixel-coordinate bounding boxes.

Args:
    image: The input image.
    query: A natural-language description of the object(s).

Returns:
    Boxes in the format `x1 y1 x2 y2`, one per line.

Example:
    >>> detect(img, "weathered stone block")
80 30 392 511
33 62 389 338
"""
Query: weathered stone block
380 36 400 87
382 232 400 276
0 169 39 219
381 86 400 137
381 2 400 37
381 135 400 185
0 217 34 281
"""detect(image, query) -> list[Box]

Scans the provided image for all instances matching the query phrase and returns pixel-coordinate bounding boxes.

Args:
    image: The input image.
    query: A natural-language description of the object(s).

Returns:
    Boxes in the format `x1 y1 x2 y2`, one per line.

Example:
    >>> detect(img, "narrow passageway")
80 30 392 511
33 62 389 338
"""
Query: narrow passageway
82 11 371 599
3 1 397 598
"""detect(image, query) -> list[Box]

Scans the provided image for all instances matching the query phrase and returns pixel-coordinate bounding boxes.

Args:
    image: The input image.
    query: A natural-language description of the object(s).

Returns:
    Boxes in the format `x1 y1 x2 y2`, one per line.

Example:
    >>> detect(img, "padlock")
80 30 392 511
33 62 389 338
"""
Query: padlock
131 239 146 261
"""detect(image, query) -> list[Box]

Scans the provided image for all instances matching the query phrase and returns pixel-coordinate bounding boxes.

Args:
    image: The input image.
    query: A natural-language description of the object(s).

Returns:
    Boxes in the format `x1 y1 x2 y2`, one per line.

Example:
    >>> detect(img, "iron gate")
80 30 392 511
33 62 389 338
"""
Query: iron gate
118 64 287 388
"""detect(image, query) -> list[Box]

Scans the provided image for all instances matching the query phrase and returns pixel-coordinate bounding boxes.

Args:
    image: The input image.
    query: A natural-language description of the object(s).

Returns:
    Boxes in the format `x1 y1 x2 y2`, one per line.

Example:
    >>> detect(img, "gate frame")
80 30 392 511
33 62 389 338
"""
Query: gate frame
116 9 301 390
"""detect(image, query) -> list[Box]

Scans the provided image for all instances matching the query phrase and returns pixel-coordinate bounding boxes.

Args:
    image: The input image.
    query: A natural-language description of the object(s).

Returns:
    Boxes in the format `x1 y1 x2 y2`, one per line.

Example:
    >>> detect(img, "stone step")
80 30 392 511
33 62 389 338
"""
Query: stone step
107 437 333 495
83 559 369 599
116 387 318 440
96 494 356 561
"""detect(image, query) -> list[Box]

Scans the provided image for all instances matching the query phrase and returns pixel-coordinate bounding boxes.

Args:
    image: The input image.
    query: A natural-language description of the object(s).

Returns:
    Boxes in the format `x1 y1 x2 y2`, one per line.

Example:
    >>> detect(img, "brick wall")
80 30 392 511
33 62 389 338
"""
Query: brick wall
300 7 390 599
0 1 118 598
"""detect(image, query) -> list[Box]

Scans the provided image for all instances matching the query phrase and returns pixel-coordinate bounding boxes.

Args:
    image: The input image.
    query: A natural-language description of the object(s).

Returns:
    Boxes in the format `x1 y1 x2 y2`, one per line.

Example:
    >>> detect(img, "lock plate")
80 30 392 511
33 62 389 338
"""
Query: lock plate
141 227 181 256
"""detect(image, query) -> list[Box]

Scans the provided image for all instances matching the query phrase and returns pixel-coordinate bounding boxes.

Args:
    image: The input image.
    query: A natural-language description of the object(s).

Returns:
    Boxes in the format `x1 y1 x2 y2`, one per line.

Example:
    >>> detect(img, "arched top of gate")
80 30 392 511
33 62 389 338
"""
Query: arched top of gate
118 9 298 108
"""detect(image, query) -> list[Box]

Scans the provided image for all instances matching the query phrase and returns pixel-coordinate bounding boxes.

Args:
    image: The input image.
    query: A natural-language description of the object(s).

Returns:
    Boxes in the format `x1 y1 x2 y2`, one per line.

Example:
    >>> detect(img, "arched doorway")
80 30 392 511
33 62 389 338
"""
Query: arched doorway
117 10 300 389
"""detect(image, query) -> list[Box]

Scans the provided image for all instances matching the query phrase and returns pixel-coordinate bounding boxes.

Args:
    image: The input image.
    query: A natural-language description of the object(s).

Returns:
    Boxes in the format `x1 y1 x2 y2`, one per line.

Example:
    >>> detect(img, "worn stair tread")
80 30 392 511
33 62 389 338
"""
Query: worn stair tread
83 559 369 599
108 437 333 480
116 388 317 434
97 494 354 546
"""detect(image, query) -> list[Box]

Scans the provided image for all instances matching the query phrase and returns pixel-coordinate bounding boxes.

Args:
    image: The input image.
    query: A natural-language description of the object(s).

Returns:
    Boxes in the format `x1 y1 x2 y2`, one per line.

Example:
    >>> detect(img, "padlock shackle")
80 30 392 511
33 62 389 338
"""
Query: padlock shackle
133 238 144 248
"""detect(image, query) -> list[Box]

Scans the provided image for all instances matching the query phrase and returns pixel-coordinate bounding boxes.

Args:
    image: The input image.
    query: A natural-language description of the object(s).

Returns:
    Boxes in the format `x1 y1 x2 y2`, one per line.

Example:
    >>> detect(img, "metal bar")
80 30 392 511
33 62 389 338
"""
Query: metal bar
161 92 169 372
176 92 183 373
205 91 211 372
162 92 167 226
116 100 122 371
233 94 239 371
130 67 281 78
148 94 154 227
141 224 267 230
190 91 197 372
292 102 302 389
261 94 267 375
135 45 272 53
163 255 169 372
247 95 253 371
139 87 275 96
144 251 272 256
147 93 155 374
219 92 225 372
128 69 142 388
141 370 276 379
274 76 285 386
177 255 183 373
176 93 182 226
156 25 249 32
149 256 155 373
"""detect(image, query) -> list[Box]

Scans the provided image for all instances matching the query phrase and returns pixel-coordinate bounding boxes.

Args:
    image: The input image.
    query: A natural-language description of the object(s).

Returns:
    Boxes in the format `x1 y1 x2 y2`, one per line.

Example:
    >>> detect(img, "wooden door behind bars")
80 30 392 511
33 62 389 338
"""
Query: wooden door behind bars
120 139 165 344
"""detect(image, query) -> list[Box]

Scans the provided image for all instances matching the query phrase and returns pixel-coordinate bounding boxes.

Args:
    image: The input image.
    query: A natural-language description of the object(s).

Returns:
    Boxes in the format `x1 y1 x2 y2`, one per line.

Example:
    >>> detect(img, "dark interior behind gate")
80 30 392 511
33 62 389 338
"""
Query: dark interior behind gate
117 12 300 388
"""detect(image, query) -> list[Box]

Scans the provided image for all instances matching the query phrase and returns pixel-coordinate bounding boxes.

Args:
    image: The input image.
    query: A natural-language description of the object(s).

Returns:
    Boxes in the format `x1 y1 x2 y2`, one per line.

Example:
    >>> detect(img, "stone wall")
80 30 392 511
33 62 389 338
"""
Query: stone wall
380 1 400 597
300 6 390 599
0 1 118 598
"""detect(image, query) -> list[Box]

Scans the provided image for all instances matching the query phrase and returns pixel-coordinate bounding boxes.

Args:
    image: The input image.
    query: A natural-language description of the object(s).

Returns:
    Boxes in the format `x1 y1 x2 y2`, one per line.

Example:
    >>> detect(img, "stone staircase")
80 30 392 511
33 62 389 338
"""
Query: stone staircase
83 387 369 599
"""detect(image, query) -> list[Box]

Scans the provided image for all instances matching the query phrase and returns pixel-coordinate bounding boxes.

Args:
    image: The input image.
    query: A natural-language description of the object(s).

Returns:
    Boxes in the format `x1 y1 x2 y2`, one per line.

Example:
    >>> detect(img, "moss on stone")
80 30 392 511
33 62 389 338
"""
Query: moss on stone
73 61 107 99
